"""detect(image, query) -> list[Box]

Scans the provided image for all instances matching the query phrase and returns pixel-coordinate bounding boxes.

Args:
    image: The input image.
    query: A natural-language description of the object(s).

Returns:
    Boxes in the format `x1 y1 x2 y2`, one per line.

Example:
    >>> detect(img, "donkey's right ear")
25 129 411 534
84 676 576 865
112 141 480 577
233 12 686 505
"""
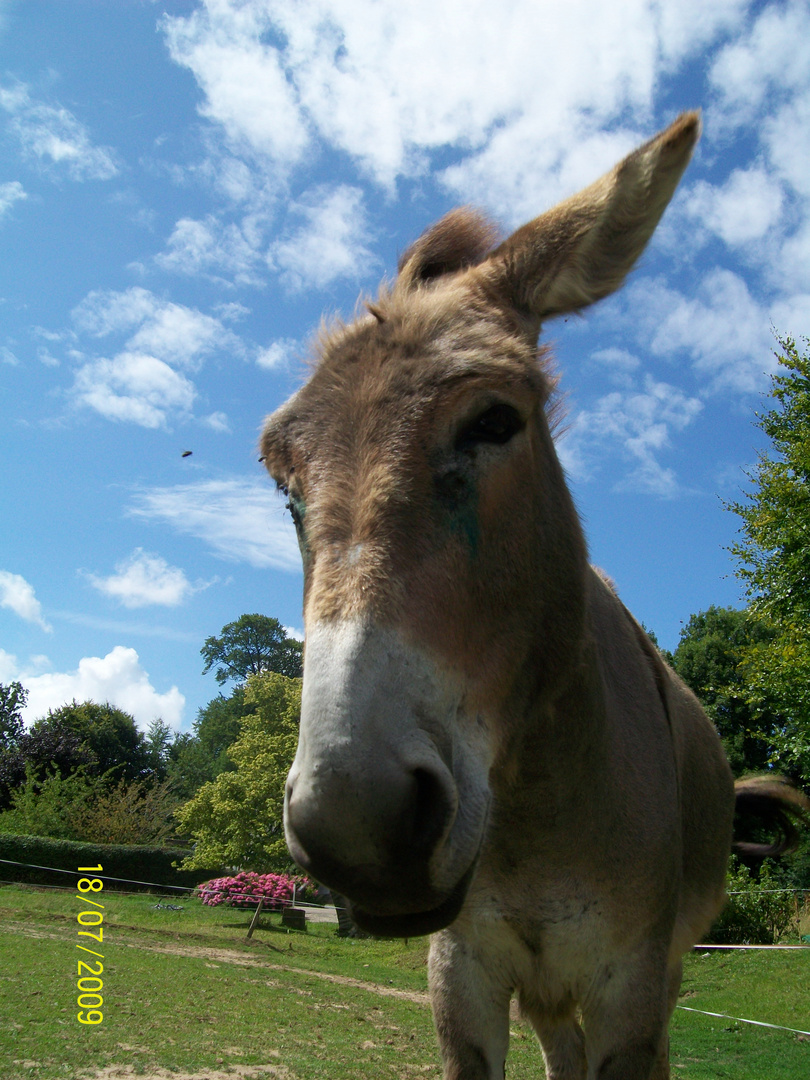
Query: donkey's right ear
395 207 500 293
482 111 700 322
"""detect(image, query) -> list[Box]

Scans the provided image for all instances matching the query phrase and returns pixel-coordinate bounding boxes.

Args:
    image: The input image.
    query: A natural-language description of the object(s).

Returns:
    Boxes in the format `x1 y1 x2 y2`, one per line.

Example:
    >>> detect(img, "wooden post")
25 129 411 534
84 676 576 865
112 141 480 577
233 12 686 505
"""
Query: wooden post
246 897 264 939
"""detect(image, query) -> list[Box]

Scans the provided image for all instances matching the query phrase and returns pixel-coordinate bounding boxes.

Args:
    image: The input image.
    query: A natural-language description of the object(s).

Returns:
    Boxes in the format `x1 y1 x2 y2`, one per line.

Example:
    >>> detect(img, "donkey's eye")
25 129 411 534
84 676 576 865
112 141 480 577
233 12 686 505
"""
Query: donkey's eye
455 404 524 452
284 492 306 532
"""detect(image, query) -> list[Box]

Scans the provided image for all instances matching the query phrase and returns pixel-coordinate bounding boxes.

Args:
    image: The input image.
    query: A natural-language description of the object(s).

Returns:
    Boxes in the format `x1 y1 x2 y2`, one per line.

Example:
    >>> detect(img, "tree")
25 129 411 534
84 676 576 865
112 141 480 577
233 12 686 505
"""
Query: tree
143 718 176 781
0 766 99 841
193 685 253 767
39 700 152 782
0 766 180 845
164 686 256 800
0 716 96 811
727 333 810 781
0 681 26 747
175 672 301 872
670 607 778 776
201 614 303 685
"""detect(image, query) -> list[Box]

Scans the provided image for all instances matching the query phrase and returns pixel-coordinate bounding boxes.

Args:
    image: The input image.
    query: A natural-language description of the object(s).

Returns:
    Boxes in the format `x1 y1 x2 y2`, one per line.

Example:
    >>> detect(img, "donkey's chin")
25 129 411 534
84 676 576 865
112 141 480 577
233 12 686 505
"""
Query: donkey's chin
348 857 478 937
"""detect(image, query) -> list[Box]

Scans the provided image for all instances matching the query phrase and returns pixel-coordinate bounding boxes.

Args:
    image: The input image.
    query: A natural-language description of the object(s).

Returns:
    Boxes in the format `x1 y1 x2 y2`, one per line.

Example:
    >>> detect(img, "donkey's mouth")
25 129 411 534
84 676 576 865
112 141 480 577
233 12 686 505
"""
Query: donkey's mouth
347 857 477 938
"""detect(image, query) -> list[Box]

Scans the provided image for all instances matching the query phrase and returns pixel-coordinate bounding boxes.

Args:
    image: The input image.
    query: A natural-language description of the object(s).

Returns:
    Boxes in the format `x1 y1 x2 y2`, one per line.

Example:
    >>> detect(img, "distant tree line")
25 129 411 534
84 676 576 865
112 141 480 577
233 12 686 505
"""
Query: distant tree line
0 616 303 856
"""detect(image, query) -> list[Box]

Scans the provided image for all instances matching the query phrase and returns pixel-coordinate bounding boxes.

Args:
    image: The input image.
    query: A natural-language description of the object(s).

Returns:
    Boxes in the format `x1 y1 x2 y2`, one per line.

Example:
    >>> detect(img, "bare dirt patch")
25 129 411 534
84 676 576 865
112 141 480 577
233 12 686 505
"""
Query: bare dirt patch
1 918 430 1006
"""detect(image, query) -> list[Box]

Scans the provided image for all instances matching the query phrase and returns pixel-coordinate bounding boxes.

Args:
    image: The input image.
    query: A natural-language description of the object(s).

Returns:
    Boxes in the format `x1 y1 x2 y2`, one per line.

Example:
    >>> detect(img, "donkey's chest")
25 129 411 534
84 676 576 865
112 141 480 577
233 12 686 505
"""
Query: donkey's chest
461 867 653 1012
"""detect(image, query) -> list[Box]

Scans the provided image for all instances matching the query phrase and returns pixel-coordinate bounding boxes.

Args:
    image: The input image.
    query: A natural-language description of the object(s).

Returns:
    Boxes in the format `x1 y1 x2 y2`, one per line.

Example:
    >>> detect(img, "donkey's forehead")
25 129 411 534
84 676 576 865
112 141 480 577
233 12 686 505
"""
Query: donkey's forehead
263 300 545 460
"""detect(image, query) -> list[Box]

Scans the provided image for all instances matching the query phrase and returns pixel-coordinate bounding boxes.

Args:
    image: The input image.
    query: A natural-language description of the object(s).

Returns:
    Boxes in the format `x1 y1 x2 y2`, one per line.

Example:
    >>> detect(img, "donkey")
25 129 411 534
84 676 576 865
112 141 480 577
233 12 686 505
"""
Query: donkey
260 113 808 1079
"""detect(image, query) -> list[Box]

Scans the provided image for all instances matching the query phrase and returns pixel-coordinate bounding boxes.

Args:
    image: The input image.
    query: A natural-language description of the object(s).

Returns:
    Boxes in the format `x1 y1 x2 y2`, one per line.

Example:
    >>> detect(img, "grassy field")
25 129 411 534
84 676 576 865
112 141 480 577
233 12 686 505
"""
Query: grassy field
1 882 808 1080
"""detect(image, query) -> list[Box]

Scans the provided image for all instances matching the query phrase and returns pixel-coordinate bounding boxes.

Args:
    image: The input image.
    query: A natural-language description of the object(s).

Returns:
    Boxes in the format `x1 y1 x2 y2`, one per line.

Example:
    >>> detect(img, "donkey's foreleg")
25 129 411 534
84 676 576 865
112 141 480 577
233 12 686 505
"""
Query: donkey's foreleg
428 929 511 1080
581 950 673 1080
520 999 587 1080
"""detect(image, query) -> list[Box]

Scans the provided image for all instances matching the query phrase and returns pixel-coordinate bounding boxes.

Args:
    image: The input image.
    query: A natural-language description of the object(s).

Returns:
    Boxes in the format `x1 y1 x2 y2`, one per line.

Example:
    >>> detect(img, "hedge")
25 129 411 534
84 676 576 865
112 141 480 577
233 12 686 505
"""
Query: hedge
0 833 224 892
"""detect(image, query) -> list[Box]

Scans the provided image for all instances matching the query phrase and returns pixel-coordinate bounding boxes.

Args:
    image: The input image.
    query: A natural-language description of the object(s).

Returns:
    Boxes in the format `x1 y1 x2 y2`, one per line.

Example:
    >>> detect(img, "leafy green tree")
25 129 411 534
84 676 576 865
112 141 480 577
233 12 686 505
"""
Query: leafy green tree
0 765 180 845
0 681 26 747
727 333 810 781
68 775 181 845
39 700 151 782
143 718 176 781
707 855 798 944
175 672 301 872
0 716 96 811
165 686 256 800
193 685 253 768
165 733 219 802
0 765 99 840
201 614 303 685
671 606 778 776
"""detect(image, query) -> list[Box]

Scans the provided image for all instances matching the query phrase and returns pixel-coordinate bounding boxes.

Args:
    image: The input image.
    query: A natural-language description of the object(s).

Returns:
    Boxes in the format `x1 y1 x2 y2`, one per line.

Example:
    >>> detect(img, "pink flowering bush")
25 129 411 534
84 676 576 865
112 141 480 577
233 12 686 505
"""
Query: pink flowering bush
196 871 316 910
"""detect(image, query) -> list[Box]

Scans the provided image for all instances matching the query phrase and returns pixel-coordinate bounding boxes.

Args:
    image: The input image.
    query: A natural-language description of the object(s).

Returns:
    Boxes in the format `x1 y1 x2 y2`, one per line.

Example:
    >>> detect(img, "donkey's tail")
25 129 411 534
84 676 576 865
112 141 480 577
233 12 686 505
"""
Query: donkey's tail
732 776 810 858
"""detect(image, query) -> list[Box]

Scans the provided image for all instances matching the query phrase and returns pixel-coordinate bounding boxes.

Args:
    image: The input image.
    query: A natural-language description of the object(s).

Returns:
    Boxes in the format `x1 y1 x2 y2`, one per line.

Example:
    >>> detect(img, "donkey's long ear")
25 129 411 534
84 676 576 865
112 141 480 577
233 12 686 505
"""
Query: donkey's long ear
484 111 700 321
395 207 501 292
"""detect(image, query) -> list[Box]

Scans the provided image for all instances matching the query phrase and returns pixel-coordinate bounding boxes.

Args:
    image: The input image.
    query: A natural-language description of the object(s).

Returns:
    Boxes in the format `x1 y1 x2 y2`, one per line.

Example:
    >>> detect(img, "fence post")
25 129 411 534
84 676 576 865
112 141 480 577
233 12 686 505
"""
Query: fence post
246 897 264 939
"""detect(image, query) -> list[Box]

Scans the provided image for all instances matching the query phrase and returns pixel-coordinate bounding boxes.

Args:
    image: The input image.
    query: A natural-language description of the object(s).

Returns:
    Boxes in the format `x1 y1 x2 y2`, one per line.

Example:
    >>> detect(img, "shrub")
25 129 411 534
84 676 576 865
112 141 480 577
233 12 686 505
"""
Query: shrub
0 765 181 846
196 870 316 909
0 832 221 891
707 855 799 944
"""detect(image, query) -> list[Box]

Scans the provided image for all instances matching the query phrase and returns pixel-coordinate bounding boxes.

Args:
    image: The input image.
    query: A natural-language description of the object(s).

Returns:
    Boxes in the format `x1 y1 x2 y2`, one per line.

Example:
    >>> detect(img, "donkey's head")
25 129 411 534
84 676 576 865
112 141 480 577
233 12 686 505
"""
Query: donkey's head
261 113 700 936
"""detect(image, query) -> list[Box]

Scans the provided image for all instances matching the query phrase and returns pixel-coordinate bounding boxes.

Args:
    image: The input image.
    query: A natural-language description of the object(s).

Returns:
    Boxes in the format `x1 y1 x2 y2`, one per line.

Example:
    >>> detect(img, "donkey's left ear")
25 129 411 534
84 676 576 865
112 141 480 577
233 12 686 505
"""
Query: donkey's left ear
482 111 700 321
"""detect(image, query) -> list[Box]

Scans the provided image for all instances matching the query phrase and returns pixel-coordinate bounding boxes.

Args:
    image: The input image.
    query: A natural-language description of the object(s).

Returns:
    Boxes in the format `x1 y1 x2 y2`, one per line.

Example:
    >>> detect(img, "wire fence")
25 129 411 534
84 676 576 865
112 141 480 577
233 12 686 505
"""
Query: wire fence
0 856 329 909
3 857 808 1045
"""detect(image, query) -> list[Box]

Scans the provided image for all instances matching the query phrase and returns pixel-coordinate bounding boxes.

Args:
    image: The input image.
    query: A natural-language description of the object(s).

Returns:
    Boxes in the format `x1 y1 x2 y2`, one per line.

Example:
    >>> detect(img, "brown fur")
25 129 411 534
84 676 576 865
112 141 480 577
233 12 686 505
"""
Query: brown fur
261 113 809 1080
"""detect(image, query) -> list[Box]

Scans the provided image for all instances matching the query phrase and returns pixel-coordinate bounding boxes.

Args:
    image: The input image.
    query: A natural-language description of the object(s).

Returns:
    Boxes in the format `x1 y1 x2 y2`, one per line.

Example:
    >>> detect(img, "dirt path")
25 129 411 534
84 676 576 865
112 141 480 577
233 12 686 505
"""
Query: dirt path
3 917 431 1006
74 1067 291 1080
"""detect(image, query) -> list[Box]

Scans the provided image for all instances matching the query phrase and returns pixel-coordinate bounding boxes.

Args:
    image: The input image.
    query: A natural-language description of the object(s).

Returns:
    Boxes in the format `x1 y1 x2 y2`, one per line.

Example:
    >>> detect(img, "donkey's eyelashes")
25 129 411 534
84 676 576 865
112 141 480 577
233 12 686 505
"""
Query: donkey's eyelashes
454 403 524 453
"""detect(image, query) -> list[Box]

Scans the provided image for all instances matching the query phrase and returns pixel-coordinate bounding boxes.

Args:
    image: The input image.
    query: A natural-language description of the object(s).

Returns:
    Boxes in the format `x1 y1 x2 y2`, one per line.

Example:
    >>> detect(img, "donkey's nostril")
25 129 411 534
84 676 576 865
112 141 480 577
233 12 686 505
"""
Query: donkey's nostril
408 766 456 855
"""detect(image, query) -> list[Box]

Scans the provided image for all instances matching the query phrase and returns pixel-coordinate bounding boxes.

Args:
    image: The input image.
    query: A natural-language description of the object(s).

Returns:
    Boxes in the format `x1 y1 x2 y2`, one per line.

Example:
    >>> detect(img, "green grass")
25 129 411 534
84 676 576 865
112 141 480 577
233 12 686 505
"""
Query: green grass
1 883 808 1079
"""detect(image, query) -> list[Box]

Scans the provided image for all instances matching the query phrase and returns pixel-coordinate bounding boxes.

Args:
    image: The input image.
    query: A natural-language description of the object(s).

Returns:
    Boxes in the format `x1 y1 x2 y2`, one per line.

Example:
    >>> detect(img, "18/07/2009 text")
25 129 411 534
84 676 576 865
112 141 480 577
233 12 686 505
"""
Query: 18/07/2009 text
76 866 104 1025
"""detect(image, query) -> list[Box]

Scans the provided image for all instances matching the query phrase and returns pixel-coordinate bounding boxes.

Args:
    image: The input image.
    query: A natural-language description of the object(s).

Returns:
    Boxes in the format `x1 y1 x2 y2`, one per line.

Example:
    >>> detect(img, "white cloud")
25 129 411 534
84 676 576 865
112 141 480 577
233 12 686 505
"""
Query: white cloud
620 271 779 394
127 305 237 370
561 376 703 496
0 180 26 220
129 477 301 571
0 648 19 682
763 90 810 201
155 215 266 285
685 167 786 247
72 287 239 369
256 338 298 370
159 0 754 206
0 80 118 180
0 570 51 632
704 3 810 297
72 352 196 428
708 1 810 124
72 286 161 336
202 410 232 433
162 4 309 168
268 184 374 290
69 288 246 427
17 646 185 730
85 549 204 608
588 347 642 387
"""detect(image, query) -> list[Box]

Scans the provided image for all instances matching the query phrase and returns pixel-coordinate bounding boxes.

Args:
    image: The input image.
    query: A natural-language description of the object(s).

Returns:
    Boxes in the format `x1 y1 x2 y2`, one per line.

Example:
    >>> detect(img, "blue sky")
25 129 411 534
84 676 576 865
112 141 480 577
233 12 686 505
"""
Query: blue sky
1 0 808 732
